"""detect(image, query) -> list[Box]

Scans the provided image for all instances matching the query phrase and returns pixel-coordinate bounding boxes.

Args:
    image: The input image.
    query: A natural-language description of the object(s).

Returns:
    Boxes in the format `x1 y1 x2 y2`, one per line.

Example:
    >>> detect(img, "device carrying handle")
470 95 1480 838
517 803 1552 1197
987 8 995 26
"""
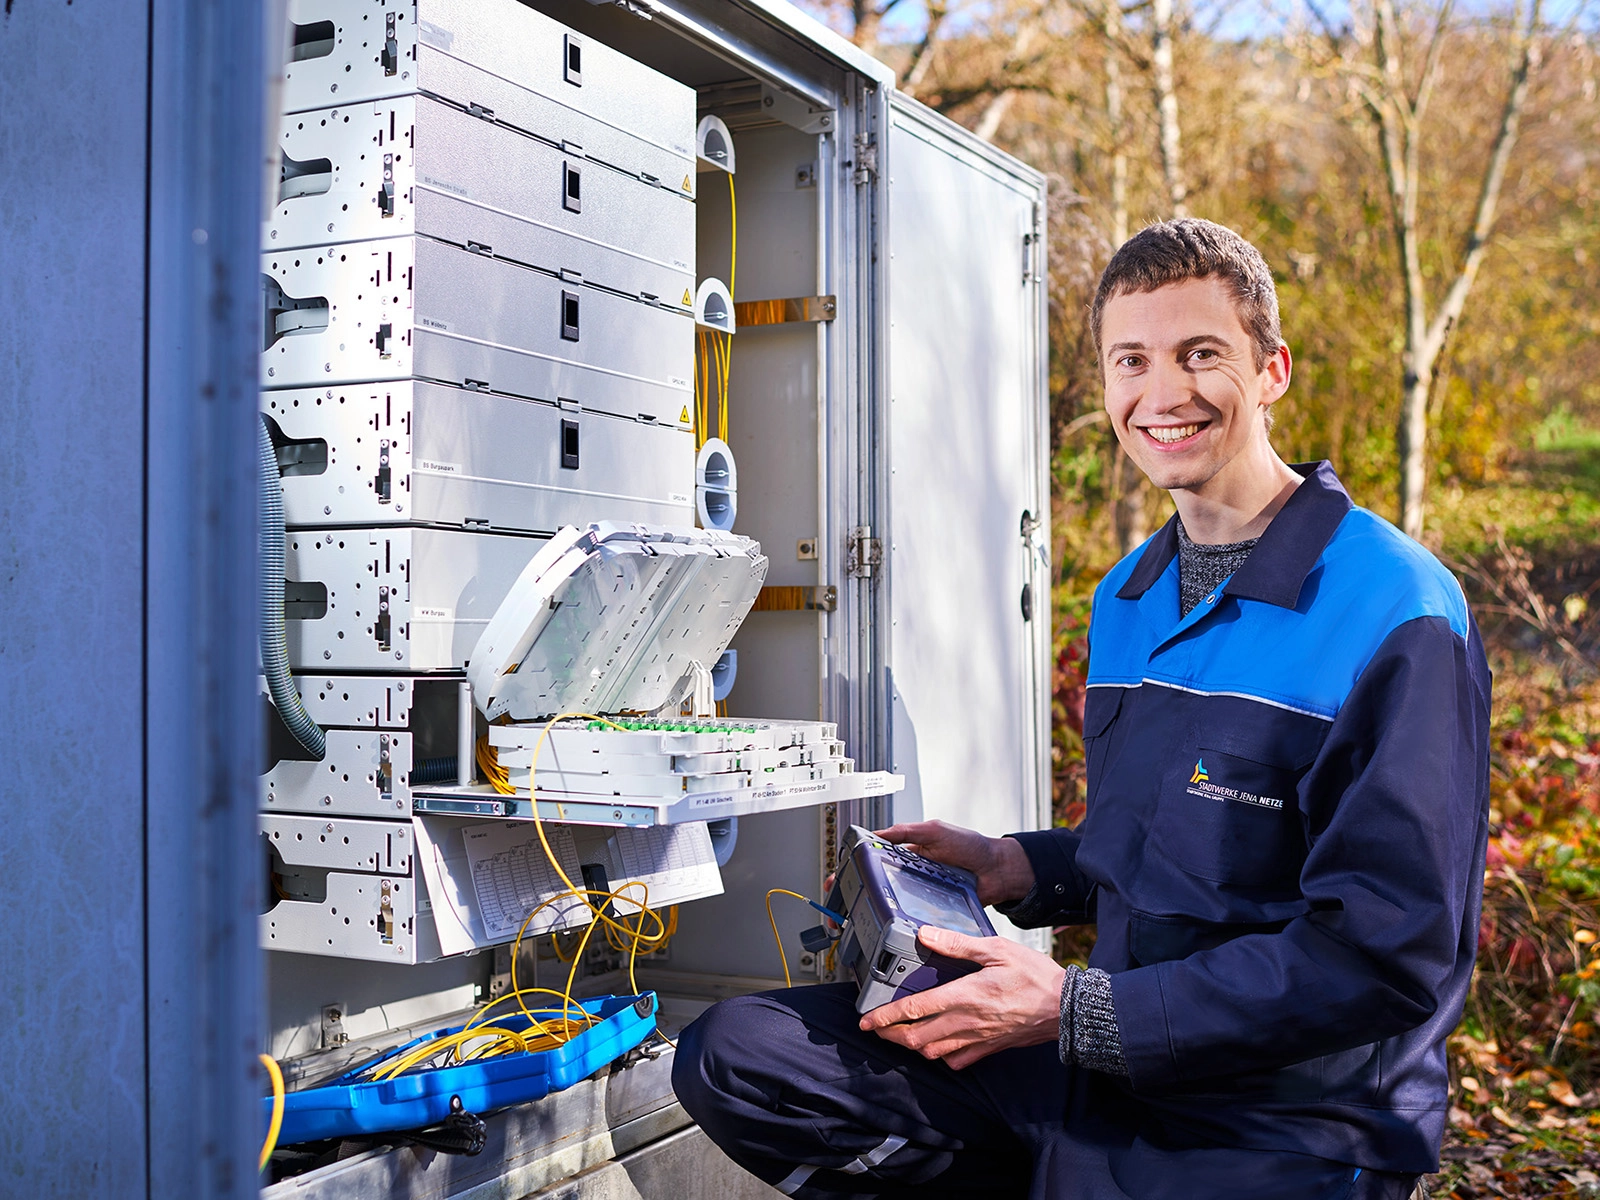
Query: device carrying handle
362 1096 487 1156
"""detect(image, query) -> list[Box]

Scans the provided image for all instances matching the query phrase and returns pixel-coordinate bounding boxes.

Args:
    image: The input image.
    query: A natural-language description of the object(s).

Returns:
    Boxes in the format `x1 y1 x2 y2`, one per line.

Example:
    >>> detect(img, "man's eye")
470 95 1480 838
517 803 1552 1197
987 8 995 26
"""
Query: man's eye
1117 355 1143 369
1189 348 1217 362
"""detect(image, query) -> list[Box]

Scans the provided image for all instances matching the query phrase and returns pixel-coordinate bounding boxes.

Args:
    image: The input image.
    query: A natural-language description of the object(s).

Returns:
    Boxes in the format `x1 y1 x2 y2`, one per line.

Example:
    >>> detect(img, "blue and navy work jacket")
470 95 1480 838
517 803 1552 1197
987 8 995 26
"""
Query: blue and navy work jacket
1007 462 1492 1175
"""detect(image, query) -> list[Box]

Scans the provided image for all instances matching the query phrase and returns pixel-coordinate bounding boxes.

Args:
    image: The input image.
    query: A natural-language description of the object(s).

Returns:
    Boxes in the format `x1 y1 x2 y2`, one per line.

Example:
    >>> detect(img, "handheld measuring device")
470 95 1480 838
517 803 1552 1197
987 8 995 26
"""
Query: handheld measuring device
820 825 997 1013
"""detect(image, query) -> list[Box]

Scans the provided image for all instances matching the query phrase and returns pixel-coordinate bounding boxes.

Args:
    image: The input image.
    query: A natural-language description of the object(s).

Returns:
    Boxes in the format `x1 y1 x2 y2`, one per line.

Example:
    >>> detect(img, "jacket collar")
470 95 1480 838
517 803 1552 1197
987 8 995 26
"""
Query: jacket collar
1115 461 1353 610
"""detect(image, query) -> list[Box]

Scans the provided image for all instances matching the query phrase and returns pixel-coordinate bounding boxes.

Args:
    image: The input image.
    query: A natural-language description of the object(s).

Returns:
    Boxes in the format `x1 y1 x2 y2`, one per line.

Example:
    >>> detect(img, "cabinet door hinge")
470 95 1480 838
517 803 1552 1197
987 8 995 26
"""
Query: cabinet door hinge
846 526 882 578
852 133 878 186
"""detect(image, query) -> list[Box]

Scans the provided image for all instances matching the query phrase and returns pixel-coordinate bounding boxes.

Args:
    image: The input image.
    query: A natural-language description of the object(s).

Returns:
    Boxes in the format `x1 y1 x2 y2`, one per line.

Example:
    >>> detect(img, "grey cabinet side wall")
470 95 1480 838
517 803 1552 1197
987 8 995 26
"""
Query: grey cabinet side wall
0 1 267 1194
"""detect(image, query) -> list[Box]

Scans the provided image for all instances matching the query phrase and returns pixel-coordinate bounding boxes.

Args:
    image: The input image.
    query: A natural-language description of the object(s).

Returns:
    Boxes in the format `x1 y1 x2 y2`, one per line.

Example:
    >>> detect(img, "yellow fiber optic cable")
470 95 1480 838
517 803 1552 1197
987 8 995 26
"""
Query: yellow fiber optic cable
765 888 815 988
259 1054 284 1171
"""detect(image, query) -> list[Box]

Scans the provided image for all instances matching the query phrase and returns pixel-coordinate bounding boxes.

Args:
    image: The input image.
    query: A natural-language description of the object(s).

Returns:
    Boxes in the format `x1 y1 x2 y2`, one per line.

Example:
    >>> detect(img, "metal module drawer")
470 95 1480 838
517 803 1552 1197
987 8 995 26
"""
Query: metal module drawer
262 814 432 961
262 237 694 428
284 525 548 671
270 95 695 303
282 0 696 191
265 381 694 533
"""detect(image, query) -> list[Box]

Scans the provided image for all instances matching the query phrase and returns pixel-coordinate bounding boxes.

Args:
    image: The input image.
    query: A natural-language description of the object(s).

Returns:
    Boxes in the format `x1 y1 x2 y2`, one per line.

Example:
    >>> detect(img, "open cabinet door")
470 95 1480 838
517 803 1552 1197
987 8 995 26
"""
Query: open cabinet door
882 94 1050 941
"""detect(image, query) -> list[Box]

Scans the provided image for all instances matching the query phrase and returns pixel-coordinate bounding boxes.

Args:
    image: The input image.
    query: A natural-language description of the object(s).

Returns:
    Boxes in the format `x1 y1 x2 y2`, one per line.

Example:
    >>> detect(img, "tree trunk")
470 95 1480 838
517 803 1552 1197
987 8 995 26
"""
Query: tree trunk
1112 445 1148 554
1151 0 1188 217
1396 367 1432 541
1105 0 1129 245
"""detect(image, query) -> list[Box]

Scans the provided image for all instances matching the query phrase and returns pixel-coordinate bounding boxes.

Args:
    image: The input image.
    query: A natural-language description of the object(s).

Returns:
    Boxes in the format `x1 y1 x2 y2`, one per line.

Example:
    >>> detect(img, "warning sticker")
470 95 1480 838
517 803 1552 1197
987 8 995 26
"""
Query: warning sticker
679 406 691 424
682 288 693 306
681 175 693 192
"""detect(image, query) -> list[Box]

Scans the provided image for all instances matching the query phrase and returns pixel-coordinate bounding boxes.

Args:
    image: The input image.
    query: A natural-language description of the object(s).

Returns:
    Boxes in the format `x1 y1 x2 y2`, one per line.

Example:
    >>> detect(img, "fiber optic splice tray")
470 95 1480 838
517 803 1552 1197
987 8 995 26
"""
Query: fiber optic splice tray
265 992 657 1145
409 522 903 825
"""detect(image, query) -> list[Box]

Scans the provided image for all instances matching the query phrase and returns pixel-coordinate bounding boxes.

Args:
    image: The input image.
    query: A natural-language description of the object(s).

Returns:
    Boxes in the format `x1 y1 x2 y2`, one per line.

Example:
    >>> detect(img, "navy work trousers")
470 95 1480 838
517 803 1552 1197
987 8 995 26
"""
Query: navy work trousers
673 984 1419 1200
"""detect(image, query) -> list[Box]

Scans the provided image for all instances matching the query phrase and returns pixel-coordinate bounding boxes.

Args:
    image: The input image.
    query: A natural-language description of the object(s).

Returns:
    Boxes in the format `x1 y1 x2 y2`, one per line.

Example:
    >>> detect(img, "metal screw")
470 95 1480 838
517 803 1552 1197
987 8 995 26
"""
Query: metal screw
323 649 332 659
395 799 404 809
325 505 332 515
321 795 332 806
270 230 278 239
324 823 335 833
327 223 335 232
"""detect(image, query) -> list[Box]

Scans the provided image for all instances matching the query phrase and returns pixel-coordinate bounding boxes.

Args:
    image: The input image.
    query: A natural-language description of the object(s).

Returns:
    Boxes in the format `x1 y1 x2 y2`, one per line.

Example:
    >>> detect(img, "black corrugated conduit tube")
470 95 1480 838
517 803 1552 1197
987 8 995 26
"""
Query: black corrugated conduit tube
260 414 327 760
412 756 458 786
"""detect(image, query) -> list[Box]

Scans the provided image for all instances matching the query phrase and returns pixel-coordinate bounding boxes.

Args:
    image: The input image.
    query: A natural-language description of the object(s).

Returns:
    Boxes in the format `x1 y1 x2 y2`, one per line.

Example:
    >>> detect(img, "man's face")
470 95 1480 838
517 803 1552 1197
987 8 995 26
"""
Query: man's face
1100 277 1290 496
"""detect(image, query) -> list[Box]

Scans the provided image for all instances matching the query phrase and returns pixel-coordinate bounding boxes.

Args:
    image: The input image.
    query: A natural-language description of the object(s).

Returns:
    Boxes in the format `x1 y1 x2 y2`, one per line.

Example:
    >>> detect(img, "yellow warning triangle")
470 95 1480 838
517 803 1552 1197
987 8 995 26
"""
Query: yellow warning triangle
679 405 691 424
682 287 693 306
682 175 693 192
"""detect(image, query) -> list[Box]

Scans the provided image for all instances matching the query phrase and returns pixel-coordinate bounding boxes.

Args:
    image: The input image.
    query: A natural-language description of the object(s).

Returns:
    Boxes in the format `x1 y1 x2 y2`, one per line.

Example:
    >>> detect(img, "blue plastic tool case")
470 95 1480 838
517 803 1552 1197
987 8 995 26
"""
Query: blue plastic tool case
266 992 657 1145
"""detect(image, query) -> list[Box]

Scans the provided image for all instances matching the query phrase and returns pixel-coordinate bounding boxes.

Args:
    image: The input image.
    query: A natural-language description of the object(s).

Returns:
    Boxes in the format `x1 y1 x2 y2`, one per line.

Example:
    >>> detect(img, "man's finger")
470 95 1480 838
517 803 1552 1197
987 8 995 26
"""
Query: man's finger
859 972 980 1031
917 924 1001 964
874 822 937 845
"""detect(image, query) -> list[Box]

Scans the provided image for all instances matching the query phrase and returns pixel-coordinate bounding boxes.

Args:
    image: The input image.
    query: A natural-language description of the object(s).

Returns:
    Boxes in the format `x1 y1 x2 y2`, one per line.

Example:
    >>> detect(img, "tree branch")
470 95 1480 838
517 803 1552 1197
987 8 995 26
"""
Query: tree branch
1413 0 1458 123
974 8 1048 141
902 2 949 97
1423 0 1541 359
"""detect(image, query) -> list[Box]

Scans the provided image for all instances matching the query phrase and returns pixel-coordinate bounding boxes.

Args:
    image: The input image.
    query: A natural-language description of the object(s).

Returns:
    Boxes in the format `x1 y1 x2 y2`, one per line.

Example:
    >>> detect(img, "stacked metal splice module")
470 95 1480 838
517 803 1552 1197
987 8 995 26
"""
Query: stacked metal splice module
259 0 901 966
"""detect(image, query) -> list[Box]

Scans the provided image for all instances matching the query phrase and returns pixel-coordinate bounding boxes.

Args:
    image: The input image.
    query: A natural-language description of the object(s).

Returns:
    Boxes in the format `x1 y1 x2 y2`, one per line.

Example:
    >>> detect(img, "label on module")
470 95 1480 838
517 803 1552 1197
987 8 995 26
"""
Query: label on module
416 460 462 475
414 606 453 621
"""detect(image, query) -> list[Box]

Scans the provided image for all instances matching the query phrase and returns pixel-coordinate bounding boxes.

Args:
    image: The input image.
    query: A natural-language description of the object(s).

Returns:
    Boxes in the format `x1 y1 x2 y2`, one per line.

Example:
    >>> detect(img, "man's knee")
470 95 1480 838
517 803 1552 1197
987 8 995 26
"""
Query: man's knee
671 992 779 1125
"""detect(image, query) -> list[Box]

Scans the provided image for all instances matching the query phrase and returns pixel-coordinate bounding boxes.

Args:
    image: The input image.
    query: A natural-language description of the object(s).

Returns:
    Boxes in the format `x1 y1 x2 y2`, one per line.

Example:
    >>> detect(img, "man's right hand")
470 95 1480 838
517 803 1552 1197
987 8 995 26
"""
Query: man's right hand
874 820 1036 908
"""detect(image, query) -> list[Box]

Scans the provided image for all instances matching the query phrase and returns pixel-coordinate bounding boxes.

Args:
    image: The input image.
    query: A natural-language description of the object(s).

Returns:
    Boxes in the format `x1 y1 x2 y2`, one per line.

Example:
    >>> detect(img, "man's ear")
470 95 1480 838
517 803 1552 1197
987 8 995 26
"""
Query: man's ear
1261 342 1292 409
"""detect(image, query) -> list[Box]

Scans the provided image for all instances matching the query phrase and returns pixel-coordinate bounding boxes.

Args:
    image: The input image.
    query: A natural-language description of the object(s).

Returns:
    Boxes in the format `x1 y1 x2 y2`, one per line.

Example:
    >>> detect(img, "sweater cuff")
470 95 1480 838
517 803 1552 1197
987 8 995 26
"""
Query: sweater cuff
1057 965 1129 1077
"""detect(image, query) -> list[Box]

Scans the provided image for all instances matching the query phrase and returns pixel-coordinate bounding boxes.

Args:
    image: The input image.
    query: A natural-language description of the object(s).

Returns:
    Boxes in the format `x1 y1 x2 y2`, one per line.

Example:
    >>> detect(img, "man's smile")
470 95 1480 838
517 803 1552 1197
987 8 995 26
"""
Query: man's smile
1141 422 1207 445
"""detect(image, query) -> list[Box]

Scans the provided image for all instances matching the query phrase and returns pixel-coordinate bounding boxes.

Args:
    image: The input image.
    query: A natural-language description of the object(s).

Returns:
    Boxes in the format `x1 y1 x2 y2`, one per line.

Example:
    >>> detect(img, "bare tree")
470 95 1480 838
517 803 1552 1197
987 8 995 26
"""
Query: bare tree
1301 0 1545 538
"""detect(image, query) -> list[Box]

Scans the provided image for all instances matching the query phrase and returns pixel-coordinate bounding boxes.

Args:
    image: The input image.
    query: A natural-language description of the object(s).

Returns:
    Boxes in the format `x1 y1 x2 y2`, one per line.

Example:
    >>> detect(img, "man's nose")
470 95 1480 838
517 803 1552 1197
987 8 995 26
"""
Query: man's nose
1143 356 1194 408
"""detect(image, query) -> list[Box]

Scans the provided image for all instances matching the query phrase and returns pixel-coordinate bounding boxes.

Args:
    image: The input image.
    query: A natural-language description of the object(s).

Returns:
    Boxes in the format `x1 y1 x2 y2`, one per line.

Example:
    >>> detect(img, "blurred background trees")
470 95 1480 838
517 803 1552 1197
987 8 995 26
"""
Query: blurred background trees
806 1 1600 1188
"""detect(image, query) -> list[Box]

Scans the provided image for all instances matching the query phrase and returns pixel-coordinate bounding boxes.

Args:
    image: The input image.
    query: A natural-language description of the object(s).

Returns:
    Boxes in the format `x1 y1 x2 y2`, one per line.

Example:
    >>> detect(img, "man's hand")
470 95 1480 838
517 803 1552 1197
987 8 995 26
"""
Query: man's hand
859 926 1065 1071
875 820 1037 907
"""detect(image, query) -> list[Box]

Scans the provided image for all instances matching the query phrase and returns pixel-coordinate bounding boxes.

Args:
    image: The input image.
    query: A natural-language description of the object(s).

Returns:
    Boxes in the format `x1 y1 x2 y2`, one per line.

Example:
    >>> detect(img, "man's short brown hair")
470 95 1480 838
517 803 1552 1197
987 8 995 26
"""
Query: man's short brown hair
1091 218 1282 371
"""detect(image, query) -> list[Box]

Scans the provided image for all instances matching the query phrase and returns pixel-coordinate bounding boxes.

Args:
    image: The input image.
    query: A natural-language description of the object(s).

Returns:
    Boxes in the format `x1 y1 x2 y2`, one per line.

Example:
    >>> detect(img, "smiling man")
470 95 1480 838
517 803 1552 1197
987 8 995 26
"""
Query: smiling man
674 219 1492 1200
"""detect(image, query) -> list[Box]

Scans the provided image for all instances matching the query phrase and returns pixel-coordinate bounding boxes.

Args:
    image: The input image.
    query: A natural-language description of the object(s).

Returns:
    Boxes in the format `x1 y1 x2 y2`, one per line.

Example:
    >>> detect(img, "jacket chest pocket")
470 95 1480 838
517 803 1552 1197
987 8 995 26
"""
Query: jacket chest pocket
1153 742 1309 888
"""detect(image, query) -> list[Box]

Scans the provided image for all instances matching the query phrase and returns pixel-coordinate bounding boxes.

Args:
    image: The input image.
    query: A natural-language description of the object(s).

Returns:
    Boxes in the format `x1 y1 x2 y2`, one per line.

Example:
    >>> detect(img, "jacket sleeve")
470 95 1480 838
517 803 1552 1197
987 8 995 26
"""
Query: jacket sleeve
994 828 1096 928
1110 614 1492 1090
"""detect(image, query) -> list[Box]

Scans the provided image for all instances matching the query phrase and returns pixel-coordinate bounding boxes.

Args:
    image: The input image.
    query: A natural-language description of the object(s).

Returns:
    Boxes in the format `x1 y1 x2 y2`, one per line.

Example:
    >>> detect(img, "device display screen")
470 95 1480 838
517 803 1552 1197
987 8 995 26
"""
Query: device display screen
883 862 985 935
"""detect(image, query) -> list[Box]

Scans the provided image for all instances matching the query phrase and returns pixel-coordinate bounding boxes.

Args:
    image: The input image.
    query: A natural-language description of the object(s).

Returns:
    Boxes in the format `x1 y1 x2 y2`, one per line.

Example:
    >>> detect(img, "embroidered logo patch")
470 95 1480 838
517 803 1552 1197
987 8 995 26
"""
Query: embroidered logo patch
1186 757 1284 810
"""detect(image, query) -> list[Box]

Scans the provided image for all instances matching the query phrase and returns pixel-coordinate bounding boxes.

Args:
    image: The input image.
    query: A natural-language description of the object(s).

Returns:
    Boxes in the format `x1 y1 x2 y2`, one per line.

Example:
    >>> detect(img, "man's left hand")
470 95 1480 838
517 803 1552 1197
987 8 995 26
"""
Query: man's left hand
858 926 1066 1071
